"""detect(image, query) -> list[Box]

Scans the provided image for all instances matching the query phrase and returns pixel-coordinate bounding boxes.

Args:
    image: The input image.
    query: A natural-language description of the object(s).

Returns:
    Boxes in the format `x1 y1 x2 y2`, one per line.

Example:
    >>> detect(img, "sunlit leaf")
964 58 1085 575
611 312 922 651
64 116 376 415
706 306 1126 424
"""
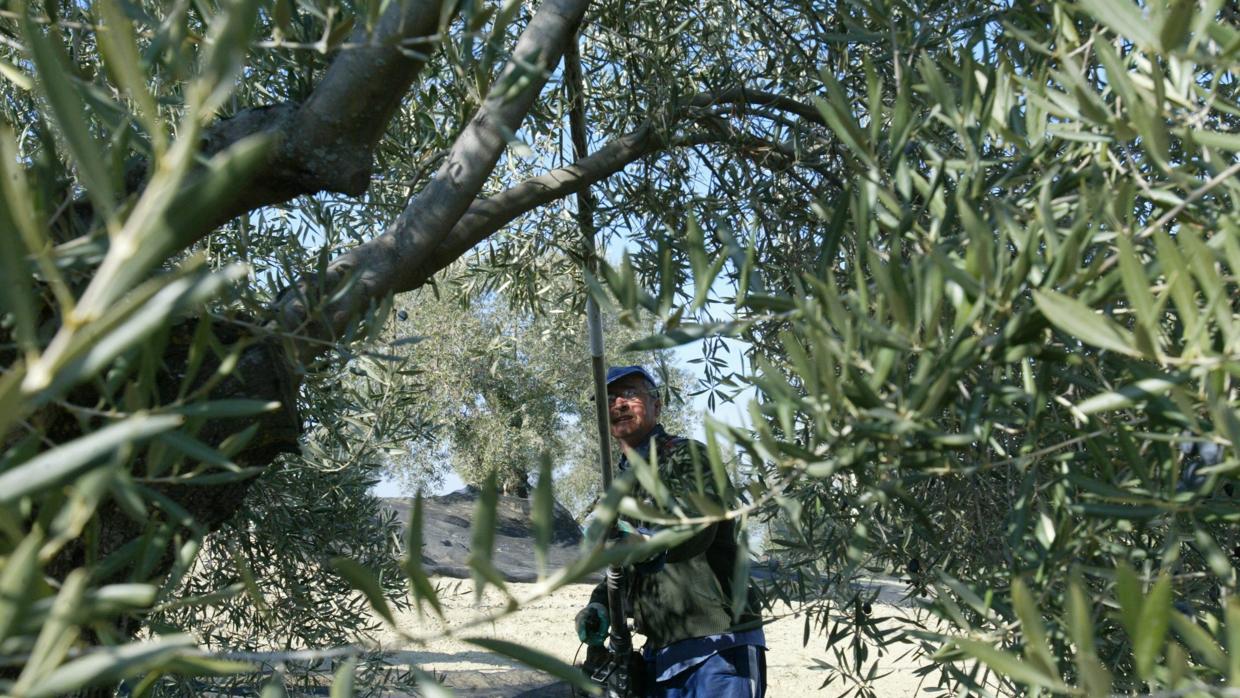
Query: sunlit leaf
331 557 397 626
951 637 1066 691
1033 290 1139 357
464 637 599 695
0 415 182 505
30 636 198 698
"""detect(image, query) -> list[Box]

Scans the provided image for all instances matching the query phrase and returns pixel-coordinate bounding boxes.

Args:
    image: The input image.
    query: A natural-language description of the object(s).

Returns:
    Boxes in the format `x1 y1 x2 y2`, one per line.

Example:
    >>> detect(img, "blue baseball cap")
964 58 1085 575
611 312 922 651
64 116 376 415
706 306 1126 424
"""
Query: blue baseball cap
606 365 657 387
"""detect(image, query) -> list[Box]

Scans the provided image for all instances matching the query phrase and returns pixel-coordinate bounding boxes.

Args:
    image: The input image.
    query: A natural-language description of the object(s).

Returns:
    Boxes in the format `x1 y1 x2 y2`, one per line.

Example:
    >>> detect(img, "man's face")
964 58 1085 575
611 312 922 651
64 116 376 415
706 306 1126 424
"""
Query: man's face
607 374 661 449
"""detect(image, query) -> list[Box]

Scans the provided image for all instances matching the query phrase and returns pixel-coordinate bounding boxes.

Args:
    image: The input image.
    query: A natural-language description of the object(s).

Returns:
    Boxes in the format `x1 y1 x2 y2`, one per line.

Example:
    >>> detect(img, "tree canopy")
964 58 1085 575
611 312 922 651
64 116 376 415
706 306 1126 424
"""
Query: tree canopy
1 0 1239 694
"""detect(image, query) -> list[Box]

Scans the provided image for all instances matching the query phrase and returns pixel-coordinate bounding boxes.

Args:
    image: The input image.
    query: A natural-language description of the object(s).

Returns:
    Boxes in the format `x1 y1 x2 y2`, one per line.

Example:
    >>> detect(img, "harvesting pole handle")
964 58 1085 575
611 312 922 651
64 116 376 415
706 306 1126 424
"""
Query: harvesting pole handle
588 298 613 489
568 28 634 698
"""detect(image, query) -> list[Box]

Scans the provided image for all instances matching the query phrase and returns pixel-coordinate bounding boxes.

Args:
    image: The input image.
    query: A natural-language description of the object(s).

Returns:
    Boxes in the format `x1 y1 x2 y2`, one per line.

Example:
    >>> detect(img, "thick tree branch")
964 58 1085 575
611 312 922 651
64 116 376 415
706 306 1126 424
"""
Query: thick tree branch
280 0 592 347
425 122 839 275
197 0 444 225
423 124 676 275
298 88 829 323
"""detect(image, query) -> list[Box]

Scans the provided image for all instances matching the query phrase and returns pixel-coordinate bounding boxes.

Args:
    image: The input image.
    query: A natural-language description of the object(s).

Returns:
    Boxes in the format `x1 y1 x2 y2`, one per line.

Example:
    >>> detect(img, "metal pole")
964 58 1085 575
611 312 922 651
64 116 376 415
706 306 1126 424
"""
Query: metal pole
566 33 614 500
567 30 632 698
587 298 613 489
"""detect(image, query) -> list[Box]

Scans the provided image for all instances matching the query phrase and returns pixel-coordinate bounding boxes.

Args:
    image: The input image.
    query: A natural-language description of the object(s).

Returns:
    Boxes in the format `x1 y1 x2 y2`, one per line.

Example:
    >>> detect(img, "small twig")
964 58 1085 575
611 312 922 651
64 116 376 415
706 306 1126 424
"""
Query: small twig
17 418 58 449
213 645 371 664
1135 160 1240 240
0 643 374 670
1091 160 1240 279
922 430 1107 475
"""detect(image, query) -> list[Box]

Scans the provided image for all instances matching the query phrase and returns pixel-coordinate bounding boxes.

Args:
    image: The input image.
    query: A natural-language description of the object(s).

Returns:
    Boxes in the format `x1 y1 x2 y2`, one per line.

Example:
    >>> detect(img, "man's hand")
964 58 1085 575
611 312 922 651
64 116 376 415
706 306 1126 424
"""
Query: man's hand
575 602 609 646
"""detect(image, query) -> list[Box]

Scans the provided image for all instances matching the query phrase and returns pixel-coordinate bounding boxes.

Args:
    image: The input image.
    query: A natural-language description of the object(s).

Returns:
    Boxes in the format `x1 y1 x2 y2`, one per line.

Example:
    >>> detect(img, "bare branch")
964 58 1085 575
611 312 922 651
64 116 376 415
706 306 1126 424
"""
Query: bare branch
689 88 825 127
423 124 674 276
429 123 839 271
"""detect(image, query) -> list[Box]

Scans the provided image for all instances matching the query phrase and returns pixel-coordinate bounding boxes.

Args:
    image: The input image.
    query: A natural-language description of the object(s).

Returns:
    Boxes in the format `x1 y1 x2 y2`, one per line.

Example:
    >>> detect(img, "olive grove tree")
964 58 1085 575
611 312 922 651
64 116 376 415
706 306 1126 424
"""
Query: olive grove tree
383 269 696 507
0 0 852 691
588 2 1240 696
1 0 1239 694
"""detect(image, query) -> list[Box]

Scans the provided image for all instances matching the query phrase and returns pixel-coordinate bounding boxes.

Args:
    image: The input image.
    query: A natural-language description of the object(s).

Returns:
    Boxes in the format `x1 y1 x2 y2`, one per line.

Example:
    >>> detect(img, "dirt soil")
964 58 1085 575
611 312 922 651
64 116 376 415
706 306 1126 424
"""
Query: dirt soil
374 577 941 697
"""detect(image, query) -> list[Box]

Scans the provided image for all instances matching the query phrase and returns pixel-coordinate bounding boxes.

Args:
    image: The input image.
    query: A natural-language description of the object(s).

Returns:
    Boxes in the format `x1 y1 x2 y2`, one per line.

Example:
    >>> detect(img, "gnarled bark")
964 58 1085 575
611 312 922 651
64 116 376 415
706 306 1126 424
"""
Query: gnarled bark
274 0 594 354
161 0 444 247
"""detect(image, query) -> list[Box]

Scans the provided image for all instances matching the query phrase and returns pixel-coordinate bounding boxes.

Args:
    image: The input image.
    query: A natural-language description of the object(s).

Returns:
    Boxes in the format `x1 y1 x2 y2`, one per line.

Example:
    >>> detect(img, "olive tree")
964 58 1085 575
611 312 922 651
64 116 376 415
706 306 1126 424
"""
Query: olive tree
385 267 696 503
590 1 1240 695
0 0 843 692
3 0 1237 694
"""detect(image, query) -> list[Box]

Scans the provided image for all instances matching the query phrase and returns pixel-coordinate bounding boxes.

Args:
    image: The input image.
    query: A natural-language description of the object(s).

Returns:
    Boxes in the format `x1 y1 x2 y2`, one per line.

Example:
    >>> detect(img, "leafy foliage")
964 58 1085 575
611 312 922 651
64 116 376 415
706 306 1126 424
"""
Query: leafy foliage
148 451 408 695
0 0 421 694
384 266 695 511
589 0 1240 694
2 0 1238 694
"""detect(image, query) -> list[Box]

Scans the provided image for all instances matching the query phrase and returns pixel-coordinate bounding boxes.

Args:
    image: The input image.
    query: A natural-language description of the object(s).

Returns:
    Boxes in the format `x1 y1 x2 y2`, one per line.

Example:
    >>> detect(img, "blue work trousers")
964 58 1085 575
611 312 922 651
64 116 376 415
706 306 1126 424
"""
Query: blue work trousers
646 644 766 698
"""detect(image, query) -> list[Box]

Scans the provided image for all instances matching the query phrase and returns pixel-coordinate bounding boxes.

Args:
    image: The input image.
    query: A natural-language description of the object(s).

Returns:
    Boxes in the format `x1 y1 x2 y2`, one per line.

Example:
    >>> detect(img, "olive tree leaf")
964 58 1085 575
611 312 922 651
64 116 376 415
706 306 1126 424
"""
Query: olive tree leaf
0 415 183 505
331 558 397 626
29 636 199 698
330 657 358 698
951 637 1067 691
0 531 43 643
469 469 506 600
1077 375 1185 416
1226 596 1240 685
22 14 115 218
1033 290 1140 357
1078 0 1157 47
532 452 554 579
1067 574 1113 695
1010 578 1058 680
1170 611 1227 673
402 493 445 619
1133 573 1172 681
464 637 599 695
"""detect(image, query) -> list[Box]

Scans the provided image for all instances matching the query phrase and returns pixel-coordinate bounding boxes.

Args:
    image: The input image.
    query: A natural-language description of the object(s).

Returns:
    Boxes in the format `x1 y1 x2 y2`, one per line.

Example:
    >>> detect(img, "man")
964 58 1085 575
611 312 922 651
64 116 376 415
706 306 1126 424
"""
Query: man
578 365 766 697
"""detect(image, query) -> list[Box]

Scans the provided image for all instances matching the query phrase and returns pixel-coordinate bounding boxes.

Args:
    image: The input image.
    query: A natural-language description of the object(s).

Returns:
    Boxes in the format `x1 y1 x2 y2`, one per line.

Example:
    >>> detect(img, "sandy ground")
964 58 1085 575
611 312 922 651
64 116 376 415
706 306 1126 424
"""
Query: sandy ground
374 577 941 697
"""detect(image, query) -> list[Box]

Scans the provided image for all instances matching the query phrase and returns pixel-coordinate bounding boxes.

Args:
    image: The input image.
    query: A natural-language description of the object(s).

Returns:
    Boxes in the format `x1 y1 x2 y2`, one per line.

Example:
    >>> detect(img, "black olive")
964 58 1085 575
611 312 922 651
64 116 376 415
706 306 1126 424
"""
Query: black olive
861 602 872 615
397 310 409 321
907 558 921 575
